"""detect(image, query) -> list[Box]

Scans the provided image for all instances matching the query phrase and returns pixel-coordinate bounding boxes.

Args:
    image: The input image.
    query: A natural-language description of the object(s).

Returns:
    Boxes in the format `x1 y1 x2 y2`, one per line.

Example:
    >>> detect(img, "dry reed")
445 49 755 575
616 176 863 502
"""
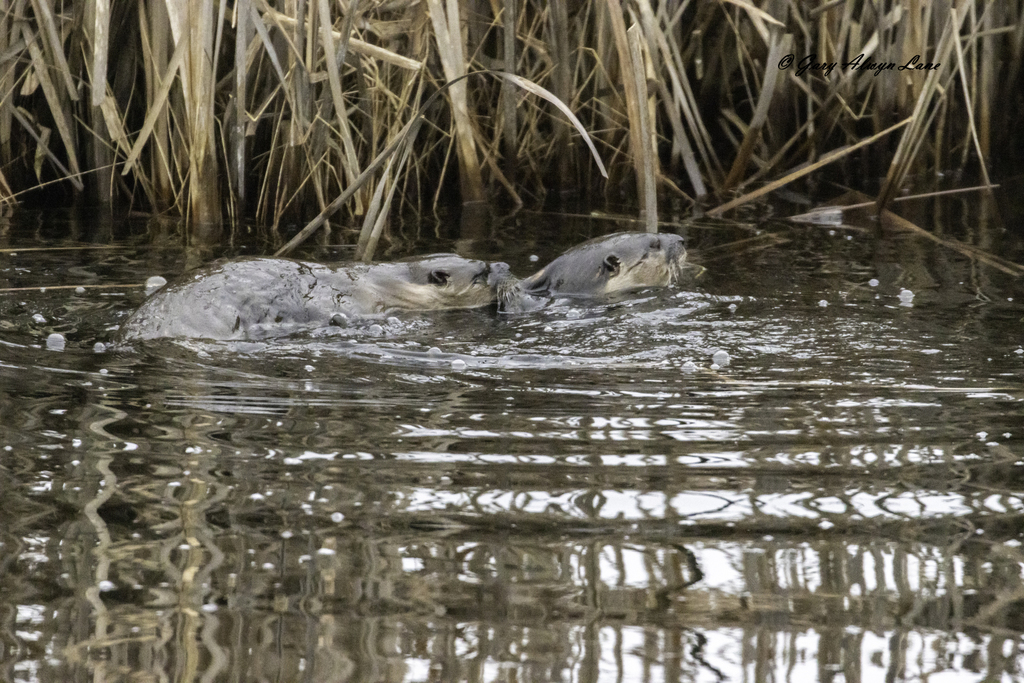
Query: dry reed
0 0 1019 244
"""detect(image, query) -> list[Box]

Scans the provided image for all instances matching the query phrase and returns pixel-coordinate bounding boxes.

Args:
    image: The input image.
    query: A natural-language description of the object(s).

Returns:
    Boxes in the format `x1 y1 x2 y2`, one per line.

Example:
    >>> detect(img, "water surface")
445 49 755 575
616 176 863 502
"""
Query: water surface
2 199 1023 682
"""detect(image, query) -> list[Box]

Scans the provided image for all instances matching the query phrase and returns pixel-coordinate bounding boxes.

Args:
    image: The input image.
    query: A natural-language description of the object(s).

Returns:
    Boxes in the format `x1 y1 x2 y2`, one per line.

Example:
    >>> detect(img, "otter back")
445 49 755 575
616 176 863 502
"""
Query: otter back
118 255 508 342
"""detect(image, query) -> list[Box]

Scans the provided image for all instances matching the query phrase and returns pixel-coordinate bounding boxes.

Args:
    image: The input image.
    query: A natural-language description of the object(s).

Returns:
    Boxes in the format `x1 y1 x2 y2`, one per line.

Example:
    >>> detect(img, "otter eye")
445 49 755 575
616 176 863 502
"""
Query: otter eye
428 269 450 285
602 255 621 274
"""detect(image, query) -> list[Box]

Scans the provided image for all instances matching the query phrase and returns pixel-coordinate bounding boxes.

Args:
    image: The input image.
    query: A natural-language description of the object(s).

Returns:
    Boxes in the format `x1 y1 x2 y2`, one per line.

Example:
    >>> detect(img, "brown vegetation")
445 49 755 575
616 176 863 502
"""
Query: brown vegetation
0 1 1020 249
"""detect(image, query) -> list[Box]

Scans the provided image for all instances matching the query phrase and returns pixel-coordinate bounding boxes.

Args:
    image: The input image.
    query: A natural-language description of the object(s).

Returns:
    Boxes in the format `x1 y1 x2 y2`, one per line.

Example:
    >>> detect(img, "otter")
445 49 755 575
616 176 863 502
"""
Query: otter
519 232 690 298
118 254 513 341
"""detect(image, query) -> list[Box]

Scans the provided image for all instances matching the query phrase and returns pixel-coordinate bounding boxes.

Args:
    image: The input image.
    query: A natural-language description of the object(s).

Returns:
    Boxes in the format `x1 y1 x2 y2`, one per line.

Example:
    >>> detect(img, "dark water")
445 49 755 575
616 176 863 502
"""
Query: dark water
2 198 1023 682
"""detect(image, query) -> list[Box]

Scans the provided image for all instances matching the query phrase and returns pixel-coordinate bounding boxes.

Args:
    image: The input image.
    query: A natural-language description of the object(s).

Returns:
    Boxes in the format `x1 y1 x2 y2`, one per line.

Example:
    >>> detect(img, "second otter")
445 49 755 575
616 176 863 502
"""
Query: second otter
118 254 513 342
520 232 690 298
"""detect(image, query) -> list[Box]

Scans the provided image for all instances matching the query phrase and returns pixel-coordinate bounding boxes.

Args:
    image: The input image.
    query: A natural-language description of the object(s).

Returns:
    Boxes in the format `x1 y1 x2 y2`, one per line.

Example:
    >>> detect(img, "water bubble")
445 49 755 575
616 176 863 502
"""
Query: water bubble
98 580 116 592
868 278 879 287
712 350 730 366
898 288 914 305
543 326 553 333
451 359 467 370
818 300 828 307
387 316 400 326
367 324 383 336
427 347 442 356
728 303 737 312
93 342 106 353
32 313 46 324
1015 348 1023 355
330 512 344 523
681 361 698 373
529 254 539 262
316 547 336 556
304 364 314 372
330 312 349 326
75 286 86 295
144 275 167 295
46 333 65 351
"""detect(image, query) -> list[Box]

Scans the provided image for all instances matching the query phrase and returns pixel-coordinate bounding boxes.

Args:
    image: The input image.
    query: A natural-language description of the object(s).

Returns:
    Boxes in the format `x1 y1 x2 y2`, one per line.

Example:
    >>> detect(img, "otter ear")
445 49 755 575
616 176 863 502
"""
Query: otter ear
428 269 450 285
602 254 621 274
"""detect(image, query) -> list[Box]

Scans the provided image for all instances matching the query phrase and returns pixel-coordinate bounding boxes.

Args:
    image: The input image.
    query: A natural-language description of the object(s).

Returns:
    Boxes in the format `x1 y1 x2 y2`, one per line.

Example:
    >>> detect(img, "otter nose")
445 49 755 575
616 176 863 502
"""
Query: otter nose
486 262 512 286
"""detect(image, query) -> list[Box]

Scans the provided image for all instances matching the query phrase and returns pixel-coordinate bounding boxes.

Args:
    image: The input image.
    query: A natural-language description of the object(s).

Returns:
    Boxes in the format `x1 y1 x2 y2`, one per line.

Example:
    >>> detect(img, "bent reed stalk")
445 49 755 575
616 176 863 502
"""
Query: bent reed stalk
0 0 1019 241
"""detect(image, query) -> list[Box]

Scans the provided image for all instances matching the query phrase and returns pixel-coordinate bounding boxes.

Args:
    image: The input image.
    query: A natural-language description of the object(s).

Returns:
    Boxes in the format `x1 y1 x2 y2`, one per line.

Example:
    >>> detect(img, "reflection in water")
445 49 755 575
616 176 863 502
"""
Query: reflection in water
1 205 1024 681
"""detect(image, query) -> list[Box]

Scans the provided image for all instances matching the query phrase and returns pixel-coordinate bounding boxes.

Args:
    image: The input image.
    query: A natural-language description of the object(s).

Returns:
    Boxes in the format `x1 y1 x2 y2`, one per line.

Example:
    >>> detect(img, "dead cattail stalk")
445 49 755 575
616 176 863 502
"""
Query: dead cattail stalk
140 0 175 210
499 0 518 171
626 24 656 232
877 0 970 210
184 0 221 229
722 30 790 191
603 0 647 205
356 122 419 261
231 0 251 212
950 6 992 189
25 28 81 185
426 0 485 203
262 5 422 70
633 0 705 199
709 117 912 217
548 0 573 186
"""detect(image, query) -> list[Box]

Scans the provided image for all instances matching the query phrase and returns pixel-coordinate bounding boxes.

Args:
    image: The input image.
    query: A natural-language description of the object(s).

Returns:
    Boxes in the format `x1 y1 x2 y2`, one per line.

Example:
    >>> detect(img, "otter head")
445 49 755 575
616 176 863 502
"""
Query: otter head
388 254 511 310
521 232 688 297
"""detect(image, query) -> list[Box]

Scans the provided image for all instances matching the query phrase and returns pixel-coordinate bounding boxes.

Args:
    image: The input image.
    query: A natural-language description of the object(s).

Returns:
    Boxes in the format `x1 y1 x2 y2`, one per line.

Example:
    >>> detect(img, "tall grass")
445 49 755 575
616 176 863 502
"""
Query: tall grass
0 0 1020 243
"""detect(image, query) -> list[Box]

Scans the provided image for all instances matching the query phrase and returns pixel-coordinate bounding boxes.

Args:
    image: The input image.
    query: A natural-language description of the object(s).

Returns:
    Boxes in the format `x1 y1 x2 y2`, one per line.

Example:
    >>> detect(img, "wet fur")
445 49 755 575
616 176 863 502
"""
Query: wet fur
119 255 509 341
520 233 688 298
